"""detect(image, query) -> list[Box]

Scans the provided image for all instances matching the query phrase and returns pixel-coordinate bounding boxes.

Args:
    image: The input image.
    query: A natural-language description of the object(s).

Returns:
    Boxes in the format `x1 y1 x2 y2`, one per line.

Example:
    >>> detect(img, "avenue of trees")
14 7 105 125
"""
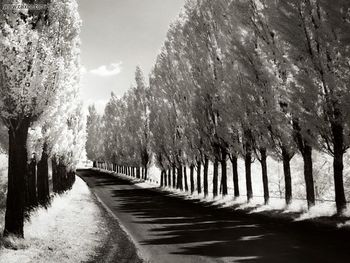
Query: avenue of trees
86 0 350 215
0 0 85 238
86 66 152 180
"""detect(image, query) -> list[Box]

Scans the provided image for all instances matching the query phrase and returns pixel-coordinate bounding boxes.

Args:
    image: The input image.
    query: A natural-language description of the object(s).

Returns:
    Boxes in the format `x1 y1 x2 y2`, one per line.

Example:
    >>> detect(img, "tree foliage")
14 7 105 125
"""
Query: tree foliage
86 0 350 214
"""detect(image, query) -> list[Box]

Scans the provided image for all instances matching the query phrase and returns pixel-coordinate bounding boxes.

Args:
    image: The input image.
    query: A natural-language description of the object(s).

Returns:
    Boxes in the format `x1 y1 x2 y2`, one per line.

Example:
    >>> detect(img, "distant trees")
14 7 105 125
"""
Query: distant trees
86 0 350 215
0 0 83 238
86 105 103 168
86 67 152 178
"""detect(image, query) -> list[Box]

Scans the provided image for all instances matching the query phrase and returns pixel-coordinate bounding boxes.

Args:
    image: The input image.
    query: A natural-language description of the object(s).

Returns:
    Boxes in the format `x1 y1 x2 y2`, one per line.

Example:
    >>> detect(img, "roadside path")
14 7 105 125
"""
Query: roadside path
78 169 350 263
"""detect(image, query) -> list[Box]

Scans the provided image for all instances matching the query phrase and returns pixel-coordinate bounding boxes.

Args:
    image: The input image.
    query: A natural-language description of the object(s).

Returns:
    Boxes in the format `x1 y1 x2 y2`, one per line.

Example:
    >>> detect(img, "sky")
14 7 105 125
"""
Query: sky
77 0 185 113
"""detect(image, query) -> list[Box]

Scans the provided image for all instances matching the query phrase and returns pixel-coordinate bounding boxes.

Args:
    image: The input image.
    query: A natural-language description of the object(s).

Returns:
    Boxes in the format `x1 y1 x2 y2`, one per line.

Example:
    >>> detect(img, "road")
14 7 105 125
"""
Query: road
77 169 350 263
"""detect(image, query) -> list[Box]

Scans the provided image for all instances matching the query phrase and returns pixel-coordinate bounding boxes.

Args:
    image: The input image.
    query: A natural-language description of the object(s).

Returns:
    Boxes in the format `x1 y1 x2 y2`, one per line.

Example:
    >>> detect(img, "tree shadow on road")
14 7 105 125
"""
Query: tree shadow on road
78 169 133 187
90 173 350 263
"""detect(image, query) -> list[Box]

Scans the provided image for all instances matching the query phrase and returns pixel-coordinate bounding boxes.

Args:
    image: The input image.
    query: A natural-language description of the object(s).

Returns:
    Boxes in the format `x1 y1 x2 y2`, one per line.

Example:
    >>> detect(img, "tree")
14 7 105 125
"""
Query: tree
0 0 81 237
86 105 103 167
133 67 152 180
271 0 350 213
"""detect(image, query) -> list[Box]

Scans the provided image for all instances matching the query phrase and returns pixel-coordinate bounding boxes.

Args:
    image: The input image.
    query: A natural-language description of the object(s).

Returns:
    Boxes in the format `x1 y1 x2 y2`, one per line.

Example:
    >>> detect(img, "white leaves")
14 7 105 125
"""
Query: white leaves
0 0 84 169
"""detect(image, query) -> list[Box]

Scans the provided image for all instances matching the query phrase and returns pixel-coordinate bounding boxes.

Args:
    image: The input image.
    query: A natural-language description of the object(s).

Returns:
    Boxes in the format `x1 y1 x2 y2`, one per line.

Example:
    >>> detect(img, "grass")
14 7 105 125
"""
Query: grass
0 177 110 263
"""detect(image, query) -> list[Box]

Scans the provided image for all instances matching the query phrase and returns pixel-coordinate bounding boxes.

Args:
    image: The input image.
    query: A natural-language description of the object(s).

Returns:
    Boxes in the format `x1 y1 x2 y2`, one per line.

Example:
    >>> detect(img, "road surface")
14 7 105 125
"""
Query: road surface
78 169 350 263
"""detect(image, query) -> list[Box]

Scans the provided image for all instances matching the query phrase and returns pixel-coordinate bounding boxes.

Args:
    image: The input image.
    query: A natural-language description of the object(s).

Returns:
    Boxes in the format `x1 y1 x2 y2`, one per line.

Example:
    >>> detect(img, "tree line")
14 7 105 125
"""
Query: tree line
0 0 85 238
86 0 350 215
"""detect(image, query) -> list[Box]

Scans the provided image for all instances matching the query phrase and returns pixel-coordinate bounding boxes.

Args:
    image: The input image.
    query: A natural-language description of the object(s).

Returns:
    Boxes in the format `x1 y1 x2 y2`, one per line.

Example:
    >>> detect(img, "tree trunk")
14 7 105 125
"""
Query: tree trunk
93 161 97 168
176 165 183 190
160 170 164 187
4 120 30 238
58 160 67 193
204 156 209 197
231 155 239 198
213 158 219 197
332 121 347 214
293 120 315 209
67 170 75 190
167 169 171 187
260 148 269 205
221 149 228 196
37 143 50 207
172 165 176 188
184 167 189 192
282 147 292 206
164 169 167 186
244 129 253 202
197 161 201 194
144 166 148 180
25 158 37 211
302 145 315 209
137 167 141 179
190 165 195 194
245 150 253 202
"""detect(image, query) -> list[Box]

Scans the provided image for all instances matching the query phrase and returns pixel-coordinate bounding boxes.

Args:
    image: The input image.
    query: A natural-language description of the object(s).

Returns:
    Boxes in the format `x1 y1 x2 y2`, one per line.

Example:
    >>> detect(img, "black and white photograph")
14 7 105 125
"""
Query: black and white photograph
1 0 350 262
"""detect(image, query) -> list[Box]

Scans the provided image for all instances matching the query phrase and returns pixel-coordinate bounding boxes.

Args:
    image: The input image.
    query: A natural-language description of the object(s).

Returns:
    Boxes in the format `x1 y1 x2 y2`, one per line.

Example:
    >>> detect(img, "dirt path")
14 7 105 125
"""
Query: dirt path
78 169 350 263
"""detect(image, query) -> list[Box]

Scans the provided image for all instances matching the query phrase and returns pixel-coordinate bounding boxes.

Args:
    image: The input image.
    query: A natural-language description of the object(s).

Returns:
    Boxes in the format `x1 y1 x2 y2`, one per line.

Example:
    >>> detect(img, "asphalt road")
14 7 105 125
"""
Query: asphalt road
77 169 350 263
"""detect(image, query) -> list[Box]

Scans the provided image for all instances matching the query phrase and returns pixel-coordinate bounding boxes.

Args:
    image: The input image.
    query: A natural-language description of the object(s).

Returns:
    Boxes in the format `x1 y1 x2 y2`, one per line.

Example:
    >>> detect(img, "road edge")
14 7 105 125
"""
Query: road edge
78 174 149 263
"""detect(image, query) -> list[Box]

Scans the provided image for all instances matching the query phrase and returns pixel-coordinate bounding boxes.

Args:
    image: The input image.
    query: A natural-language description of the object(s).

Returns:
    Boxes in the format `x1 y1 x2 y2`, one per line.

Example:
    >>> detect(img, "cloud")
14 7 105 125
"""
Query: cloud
90 62 122 77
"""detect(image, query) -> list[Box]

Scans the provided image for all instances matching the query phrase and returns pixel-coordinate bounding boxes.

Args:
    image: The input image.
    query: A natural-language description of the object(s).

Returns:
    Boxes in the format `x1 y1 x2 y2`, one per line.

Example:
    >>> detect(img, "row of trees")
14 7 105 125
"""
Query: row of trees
86 0 350 215
0 0 85 238
87 66 152 180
